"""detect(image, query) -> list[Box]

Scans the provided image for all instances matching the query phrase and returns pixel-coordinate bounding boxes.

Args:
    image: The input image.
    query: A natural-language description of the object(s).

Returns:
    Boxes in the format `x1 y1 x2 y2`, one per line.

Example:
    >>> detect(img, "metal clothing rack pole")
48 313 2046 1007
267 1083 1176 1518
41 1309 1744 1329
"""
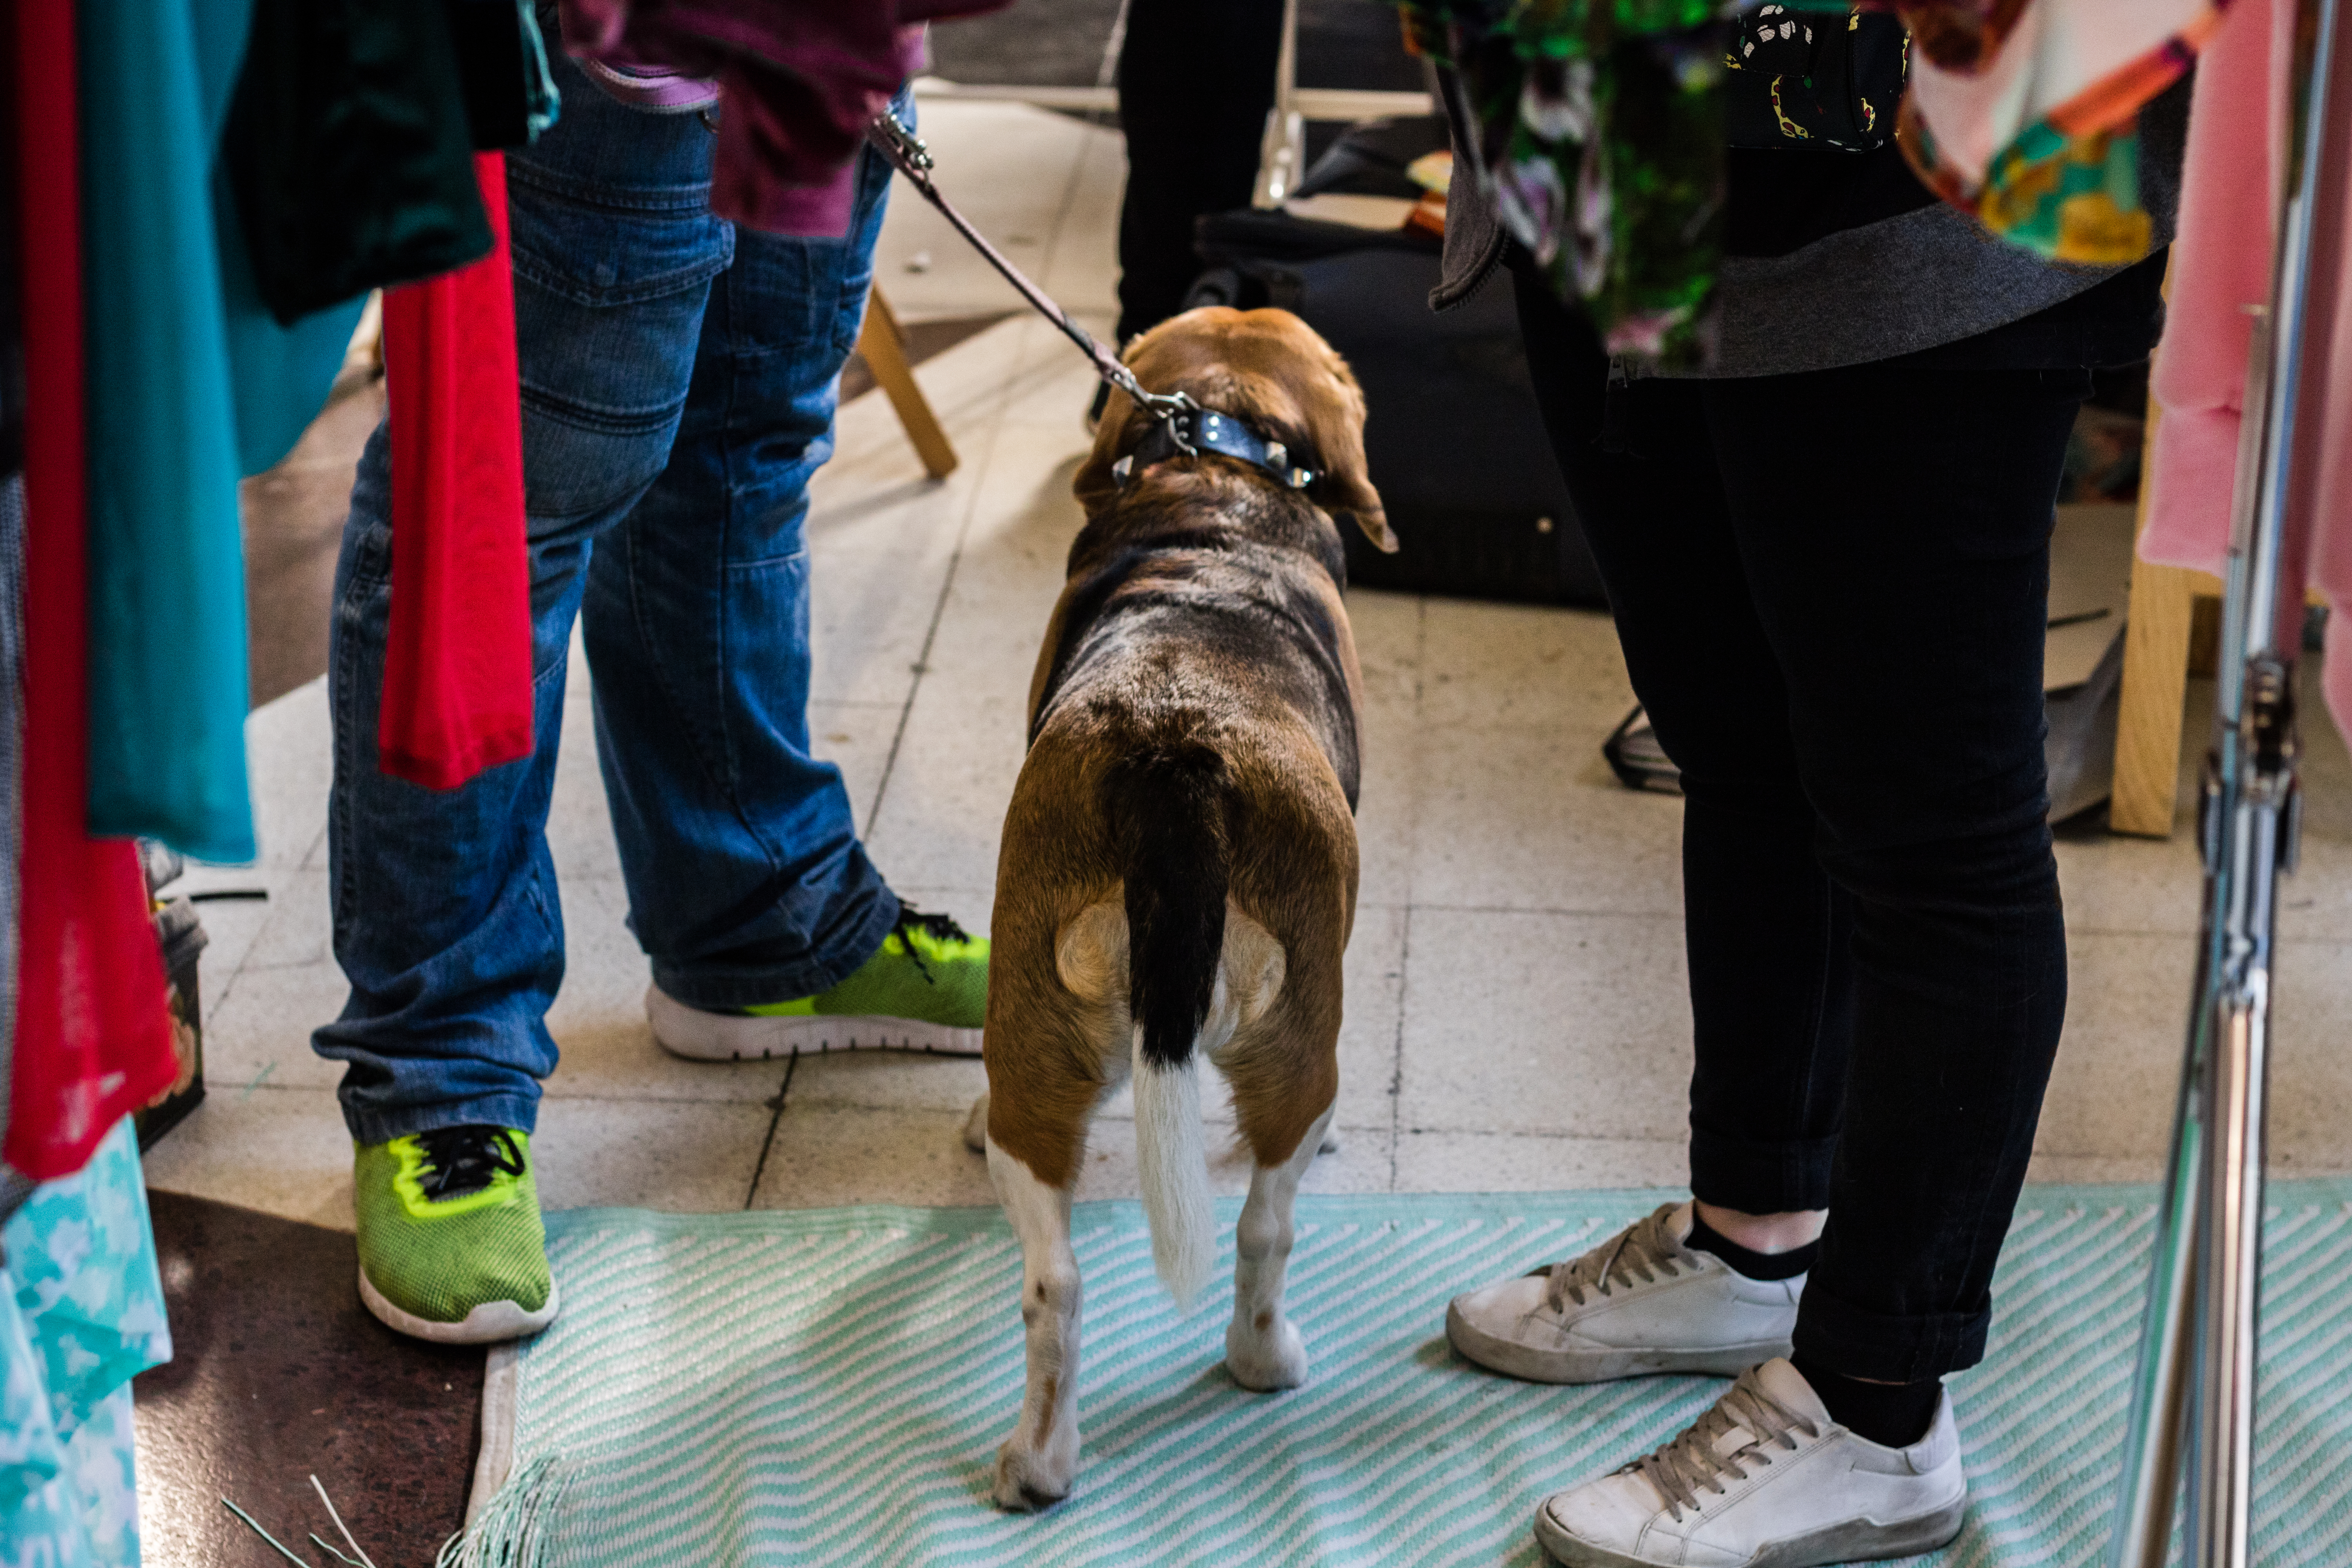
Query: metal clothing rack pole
2108 0 2349 1562
1252 0 1306 209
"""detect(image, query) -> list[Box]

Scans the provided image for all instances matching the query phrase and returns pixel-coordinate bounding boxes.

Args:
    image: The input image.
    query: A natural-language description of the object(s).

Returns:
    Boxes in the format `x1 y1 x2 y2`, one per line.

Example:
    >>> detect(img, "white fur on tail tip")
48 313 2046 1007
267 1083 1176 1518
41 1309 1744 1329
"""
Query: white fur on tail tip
1132 1026 1214 1312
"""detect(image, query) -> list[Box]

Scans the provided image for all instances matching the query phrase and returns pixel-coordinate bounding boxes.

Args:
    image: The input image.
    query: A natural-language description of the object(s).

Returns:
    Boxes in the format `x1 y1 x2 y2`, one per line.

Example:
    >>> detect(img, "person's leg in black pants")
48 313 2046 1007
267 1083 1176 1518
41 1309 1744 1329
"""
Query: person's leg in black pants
1511 270 2079 1394
1512 273 1858 1261
1114 0 1281 343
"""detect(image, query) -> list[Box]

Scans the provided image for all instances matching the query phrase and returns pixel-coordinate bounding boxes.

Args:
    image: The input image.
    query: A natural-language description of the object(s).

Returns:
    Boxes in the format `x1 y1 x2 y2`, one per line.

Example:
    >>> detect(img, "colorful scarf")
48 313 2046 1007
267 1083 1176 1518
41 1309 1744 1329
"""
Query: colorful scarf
1892 0 2229 264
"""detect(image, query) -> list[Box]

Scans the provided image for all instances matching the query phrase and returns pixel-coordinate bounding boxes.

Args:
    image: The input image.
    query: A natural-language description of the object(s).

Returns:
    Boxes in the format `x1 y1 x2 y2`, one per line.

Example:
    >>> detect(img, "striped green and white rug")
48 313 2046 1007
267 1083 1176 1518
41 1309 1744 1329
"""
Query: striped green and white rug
456 1182 2352 1567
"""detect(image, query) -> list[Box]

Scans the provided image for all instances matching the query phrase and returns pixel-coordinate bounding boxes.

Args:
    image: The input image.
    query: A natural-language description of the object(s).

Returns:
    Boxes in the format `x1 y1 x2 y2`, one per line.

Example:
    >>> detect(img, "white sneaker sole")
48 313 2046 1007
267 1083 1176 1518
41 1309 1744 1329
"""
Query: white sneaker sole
358 1266 560 1345
1447 1297 1792 1383
1534 1495 1967 1568
646 984 983 1062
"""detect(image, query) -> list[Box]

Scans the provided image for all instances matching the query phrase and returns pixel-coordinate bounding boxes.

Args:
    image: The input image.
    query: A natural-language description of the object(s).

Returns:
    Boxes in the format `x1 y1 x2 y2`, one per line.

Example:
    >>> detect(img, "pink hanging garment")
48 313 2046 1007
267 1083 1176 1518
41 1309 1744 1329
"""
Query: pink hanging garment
8 0 176 1180
377 153 534 791
2140 0 2352 736
2140 0 2282 579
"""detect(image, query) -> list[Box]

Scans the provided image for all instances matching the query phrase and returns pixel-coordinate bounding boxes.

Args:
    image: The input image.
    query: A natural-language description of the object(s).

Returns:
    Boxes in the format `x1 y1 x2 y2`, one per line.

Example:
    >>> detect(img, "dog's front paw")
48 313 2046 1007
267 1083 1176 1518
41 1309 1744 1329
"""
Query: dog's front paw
991 1436 1077 1512
1225 1316 1310 1392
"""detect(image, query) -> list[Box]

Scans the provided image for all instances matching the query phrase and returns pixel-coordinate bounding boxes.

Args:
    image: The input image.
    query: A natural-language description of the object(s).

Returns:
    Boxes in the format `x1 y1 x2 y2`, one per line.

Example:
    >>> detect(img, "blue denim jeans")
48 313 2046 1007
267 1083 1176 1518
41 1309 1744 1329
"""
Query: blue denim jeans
316 58 902 1143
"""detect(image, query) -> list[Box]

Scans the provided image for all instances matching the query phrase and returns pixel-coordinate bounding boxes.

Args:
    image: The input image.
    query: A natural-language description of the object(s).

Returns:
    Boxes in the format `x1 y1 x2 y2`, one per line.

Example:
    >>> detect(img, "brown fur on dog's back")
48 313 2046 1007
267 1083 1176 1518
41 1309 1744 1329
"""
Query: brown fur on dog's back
982 706 1354 1189
985 305 1375 1189
976 307 1380 1511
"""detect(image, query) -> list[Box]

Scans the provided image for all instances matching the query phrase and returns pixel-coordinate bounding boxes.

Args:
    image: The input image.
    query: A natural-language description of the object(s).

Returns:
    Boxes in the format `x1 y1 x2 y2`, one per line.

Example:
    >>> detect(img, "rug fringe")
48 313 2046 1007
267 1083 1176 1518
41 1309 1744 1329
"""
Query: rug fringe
436 1455 577 1568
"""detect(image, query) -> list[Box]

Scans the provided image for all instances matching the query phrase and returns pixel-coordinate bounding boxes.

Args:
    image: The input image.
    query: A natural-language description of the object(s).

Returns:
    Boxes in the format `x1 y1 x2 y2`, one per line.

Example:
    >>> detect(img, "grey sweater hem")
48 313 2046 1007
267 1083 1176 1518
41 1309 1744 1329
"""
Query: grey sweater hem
1431 67 2186 379
1681 203 2125 379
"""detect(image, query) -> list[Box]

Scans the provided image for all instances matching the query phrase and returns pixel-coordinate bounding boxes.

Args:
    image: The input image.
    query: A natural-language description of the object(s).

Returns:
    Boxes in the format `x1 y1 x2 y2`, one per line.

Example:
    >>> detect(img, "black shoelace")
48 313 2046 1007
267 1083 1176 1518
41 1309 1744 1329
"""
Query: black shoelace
413 1125 526 1200
891 906 971 984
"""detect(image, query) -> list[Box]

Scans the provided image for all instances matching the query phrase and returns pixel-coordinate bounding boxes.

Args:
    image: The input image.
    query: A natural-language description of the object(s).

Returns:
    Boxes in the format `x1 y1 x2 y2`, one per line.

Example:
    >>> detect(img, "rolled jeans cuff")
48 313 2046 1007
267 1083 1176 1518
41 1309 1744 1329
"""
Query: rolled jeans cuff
1688 1127 1838 1216
1792 1283 1991 1384
343 1091 544 1148
649 882 900 1012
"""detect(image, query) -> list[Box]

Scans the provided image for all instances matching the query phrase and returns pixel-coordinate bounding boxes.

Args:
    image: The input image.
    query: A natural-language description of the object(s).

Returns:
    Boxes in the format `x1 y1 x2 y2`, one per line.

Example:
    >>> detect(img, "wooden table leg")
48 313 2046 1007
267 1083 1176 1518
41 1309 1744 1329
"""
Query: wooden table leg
2112 555 2203 837
2110 398 2224 838
856 285 958 481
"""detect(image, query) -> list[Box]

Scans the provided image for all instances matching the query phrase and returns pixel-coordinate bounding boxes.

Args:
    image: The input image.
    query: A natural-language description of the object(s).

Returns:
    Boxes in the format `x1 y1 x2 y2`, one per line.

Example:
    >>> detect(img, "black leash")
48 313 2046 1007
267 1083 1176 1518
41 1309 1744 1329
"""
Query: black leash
865 108 1317 494
866 111 1198 443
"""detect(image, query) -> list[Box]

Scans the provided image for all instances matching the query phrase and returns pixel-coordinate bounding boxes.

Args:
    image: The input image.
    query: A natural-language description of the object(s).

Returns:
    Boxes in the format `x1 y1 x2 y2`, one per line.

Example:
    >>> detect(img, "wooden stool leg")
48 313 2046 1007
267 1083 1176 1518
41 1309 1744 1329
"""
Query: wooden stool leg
857 285 958 480
2113 559 2202 837
2111 399 2199 838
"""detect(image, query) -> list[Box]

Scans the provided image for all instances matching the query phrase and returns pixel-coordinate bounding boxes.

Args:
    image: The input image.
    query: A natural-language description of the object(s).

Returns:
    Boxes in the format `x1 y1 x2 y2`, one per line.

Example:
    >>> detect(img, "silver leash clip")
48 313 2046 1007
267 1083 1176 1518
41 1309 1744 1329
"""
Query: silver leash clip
1117 374 1198 450
871 108 933 174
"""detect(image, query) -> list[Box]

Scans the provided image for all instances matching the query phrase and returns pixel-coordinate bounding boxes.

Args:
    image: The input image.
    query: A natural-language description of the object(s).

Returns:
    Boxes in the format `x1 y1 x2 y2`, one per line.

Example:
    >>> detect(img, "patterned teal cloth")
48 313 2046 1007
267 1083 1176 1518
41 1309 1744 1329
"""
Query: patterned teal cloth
0 1120 172 1568
459 1183 2352 1567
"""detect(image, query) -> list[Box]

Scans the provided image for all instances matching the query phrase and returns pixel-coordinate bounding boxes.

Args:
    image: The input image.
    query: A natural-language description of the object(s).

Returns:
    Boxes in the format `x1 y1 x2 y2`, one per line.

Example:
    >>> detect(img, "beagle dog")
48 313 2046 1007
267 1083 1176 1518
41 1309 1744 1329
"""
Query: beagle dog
969 307 1393 1510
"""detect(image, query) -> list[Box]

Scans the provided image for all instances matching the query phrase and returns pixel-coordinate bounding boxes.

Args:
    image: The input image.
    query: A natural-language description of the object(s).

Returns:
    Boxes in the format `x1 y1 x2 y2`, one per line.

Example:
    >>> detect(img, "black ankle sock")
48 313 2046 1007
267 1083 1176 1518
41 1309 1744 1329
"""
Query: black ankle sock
1685 1212 1817 1282
1790 1353 1941 1448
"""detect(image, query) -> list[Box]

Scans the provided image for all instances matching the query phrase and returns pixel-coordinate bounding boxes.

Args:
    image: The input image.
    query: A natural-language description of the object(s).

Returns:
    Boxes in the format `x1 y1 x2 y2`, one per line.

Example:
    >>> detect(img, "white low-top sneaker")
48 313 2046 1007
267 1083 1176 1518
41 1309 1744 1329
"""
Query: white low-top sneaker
1448 1202 1801 1383
1532 1358 1967 1568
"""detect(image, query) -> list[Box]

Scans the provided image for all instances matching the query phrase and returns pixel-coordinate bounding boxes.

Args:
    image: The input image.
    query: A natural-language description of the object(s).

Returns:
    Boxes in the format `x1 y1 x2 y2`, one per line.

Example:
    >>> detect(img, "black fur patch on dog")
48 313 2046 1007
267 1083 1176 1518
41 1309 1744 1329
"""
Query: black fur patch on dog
1104 742 1230 1071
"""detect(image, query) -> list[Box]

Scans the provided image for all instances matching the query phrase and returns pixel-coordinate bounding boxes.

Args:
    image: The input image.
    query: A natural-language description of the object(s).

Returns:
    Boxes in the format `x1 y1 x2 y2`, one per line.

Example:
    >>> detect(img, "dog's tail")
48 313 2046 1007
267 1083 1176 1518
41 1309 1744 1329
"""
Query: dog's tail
1105 740 1230 1312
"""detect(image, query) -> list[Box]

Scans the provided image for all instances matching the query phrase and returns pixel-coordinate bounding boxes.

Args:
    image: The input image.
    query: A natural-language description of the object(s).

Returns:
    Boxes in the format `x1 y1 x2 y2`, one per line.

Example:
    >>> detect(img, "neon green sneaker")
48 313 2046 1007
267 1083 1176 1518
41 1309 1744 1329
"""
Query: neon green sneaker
646 906 987 1061
353 1126 558 1343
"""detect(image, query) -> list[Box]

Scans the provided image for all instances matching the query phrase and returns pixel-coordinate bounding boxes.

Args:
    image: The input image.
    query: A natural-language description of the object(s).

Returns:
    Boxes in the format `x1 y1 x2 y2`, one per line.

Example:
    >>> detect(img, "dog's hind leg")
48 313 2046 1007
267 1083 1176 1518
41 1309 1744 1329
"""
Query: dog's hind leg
985 1137 1084 1510
1224 1097 1334 1390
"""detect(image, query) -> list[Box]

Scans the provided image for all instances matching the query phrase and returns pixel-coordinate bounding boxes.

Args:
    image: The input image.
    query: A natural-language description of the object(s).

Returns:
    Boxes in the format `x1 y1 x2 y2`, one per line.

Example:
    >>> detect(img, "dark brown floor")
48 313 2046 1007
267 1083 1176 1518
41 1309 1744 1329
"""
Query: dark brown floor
135 1192 484 1568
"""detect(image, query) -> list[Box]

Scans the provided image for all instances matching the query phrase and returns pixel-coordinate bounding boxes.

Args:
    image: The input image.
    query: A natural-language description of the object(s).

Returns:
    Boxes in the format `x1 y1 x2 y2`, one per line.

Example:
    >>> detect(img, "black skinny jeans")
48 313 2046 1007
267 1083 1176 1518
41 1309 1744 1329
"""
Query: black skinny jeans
1515 272 2085 1383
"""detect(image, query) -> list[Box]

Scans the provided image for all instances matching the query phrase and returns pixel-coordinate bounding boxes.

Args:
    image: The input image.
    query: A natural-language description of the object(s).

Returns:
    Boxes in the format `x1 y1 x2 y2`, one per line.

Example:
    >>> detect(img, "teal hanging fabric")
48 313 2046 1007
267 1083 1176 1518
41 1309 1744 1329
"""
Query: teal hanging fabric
217 205 368 479
189 0 368 479
78 0 257 860
79 0 372 861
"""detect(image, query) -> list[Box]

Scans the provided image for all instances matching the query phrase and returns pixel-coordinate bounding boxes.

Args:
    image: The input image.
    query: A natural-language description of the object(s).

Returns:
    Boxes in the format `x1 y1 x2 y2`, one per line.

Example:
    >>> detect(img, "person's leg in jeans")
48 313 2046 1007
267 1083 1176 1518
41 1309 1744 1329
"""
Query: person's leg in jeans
1516 290 1859 1231
317 75 726 1342
318 64 982 1344
578 114 899 1009
599 103 990 1063
1451 276 2079 1565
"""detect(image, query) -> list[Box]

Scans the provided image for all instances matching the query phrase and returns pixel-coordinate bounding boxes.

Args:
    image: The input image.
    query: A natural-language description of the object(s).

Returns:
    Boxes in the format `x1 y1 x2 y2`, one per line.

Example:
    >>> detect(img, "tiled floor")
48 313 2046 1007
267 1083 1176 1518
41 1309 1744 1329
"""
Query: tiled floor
131 93 2352 1564
146 101 2352 1251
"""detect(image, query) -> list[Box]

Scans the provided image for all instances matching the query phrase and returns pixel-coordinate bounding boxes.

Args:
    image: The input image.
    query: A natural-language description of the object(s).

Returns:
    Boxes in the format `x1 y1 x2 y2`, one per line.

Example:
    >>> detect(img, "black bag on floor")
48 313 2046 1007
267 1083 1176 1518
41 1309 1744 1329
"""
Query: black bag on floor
1183 121 1603 606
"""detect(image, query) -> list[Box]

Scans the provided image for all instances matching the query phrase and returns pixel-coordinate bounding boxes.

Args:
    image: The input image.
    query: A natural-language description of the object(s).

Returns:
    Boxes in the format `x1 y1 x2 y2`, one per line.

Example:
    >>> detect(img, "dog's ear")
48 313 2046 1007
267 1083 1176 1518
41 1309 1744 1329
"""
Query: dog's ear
1303 356 1395 554
1074 318 1194 517
1072 385 1142 519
